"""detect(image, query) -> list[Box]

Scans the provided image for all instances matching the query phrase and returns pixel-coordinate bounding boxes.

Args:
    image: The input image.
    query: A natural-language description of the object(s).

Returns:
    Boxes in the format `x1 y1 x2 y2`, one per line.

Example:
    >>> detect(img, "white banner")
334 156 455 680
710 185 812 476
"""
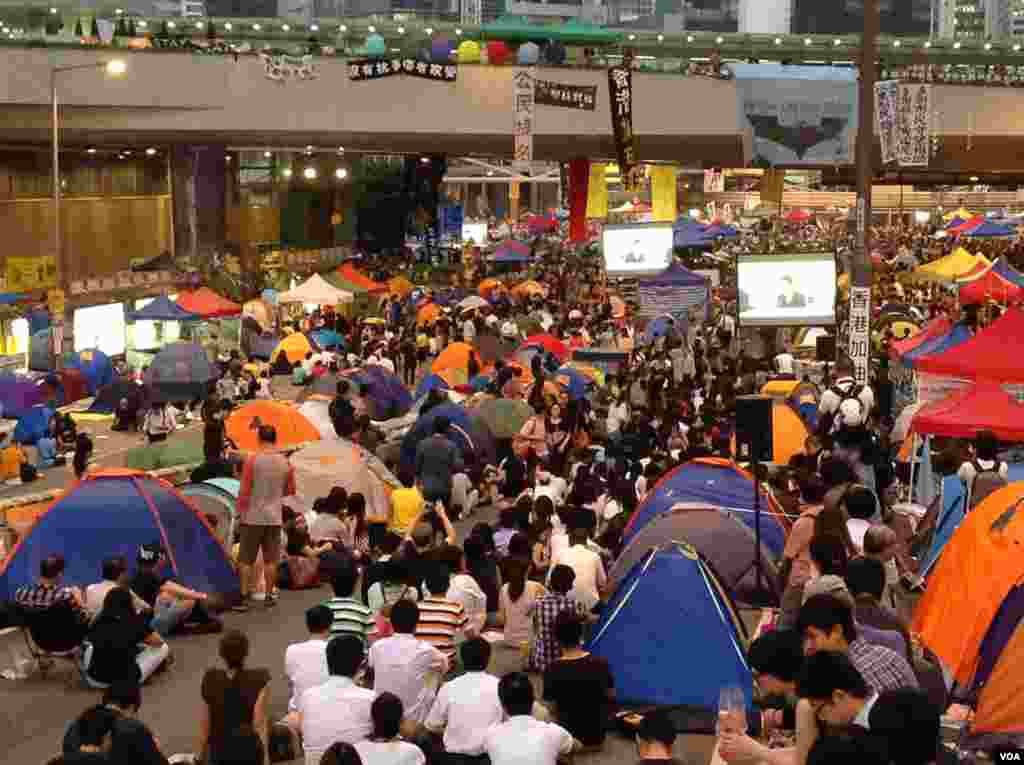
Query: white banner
875 80 899 164
512 68 535 168
896 84 931 167
848 286 872 386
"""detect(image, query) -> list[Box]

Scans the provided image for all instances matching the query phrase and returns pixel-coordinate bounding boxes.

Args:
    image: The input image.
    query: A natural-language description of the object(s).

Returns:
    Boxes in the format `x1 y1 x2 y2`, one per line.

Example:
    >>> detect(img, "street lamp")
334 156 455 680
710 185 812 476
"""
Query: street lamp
51 58 126 348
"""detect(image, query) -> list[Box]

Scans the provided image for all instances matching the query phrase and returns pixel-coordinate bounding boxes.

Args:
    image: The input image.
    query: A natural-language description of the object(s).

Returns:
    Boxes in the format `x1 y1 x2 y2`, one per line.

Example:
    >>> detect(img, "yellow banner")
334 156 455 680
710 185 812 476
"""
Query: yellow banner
650 166 677 222
585 163 607 219
7 255 56 292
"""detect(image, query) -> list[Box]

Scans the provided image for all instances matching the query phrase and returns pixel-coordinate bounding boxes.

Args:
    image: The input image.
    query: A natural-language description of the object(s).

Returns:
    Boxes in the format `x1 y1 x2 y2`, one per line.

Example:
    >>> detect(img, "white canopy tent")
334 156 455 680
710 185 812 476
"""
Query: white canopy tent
278 274 354 305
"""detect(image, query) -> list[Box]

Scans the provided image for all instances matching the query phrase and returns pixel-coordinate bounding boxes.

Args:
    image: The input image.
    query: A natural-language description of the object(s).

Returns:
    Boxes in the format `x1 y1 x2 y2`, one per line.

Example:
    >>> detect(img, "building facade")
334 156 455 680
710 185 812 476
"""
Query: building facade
937 0 1011 40
738 0 791 34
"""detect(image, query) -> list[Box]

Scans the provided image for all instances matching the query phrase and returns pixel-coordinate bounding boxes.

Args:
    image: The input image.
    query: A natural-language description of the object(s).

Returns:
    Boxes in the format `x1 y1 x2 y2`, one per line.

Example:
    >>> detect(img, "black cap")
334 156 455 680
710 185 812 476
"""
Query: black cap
138 542 163 564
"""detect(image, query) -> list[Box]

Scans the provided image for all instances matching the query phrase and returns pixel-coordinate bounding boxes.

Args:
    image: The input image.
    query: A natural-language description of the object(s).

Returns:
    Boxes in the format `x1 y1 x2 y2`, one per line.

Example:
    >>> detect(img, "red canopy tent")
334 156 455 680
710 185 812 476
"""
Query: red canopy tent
915 307 1024 381
958 268 1024 306
338 264 386 293
889 317 951 359
175 288 242 318
911 382 1024 442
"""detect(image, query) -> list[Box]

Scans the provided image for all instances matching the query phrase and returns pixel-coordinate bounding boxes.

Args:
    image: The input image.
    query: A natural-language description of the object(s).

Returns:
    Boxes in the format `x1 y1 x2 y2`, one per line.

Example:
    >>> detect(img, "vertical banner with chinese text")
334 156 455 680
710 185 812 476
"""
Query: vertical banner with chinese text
568 159 590 242
513 68 535 169
607 66 640 190
848 286 872 385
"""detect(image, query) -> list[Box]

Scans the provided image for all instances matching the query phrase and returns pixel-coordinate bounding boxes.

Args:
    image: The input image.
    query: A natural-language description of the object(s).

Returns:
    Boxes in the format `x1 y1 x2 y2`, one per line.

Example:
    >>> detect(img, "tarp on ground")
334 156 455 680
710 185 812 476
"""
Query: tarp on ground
278 274 355 305
587 543 751 715
911 383 1024 442
175 287 242 318
0 469 240 601
144 342 217 403
125 429 205 471
913 482 1024 687
915 307 1024 381
126 295 201 322
610 503 780 606
623 458 789 558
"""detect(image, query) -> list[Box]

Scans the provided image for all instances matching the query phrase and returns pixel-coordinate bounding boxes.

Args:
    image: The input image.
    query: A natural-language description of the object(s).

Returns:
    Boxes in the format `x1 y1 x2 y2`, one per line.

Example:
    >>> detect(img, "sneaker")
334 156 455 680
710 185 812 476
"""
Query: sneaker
231 598 251 613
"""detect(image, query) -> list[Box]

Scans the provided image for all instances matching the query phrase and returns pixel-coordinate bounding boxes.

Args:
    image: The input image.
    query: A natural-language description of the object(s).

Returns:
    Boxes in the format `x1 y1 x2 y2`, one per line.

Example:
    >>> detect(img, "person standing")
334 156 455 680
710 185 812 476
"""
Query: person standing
235 425 296 612
414 417 463 511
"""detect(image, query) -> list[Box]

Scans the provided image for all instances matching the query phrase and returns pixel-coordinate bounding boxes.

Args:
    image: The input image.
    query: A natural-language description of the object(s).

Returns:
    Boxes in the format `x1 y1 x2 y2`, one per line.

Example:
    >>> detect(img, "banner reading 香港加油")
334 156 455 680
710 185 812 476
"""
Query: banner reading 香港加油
731 63 858 166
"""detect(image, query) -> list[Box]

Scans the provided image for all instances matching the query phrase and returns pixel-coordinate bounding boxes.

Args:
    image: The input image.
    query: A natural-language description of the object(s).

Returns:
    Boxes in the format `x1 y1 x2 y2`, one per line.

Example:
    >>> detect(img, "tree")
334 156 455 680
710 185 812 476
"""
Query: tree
89 16 99 38
206 20 216 40
158 18 168 38
128 18 136 36
74 17 83 36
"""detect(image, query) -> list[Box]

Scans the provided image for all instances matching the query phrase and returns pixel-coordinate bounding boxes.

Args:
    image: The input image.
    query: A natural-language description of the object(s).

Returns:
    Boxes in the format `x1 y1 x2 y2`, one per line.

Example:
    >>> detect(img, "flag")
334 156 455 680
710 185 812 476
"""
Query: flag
650 166 677 222
585 163 607 218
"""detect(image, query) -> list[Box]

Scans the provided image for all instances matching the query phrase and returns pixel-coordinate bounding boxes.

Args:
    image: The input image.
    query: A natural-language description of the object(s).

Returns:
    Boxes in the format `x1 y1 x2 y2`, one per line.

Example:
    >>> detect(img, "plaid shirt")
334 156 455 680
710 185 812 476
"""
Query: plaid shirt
527 593 580 673
15 583 86 622
848 638 919 694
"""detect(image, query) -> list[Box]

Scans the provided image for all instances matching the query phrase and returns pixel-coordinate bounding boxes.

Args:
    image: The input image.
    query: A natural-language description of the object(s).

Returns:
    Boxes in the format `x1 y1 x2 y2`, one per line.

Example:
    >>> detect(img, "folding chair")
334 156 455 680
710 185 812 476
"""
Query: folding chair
16 604 89 687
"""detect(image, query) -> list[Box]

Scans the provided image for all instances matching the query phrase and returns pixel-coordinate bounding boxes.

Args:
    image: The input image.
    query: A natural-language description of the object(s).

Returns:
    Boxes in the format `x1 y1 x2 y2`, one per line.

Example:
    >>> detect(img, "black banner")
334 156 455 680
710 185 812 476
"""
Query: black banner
607 66 641 189
348 57 457 82
535 79 597 111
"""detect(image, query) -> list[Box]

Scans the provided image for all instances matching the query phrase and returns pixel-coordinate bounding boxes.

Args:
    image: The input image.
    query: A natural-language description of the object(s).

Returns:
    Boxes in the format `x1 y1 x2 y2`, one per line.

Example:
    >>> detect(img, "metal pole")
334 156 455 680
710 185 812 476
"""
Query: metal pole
51 70 64 361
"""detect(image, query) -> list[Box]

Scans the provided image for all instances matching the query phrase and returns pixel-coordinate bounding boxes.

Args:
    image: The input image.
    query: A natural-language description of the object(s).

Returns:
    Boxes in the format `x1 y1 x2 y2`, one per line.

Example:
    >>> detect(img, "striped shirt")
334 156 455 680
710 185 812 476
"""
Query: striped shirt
415 597 468 661
323 597 375 644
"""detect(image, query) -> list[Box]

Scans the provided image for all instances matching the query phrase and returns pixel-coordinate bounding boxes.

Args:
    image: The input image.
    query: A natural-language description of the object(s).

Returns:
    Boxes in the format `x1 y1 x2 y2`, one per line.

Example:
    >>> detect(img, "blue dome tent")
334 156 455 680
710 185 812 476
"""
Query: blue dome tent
398 402 496 480
0 470 240 601
13 404 54 446
64 348 115 396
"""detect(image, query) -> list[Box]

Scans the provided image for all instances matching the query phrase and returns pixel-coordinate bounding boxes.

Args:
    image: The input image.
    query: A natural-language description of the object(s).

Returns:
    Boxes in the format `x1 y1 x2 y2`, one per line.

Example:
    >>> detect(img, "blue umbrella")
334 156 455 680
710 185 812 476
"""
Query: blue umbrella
310 329 346 350
348 365 413 420
415 373 450 400
469 373 492 392
641 315 681 346
554 366 589 400
399 402 497 478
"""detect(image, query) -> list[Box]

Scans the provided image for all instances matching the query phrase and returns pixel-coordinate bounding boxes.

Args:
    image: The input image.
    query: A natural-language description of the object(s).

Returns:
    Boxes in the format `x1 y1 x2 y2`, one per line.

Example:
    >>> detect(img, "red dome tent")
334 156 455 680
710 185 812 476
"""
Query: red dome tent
910 382 1024 442
958 268 1024 306
915 307 1024 381
175 288 242 318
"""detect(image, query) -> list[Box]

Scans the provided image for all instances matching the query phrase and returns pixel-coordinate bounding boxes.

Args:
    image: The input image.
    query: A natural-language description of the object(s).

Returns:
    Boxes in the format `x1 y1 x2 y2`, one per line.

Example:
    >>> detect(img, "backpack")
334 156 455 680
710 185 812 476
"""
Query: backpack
967 459 1008 510
827 383 865 433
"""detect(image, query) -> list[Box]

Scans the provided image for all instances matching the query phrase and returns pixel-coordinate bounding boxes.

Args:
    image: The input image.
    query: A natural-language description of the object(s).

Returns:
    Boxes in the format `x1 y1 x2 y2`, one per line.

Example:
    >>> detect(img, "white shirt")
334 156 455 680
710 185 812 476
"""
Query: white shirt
774 353 795 374
847 519 871 555
84 580 149 617
368 633 449 724
852 693 879 729
605 402 629 435
957 459 1009 485
354 740 425 765
818 377 875 426
552 544 606 611
447 574 487 635
533 474 568 508
424 672 504 755
298 676 376 765
451 473 478 514
484 715 574 765
284 638 329 712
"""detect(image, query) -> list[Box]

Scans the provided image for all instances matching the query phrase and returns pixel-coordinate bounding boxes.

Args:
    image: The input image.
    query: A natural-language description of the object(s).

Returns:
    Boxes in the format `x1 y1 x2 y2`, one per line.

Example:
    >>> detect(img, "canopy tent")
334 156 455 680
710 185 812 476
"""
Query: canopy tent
638 264 710 323
242 298 274 330
963 220 1015 238
398 402 497 480
610 504 780 606
226 401 320 451
901 323 973 369
279 274 355 305
179 478 239 549
959 268 1024 305
913 483 1024 688
915 307 1024 381
338 263 387 293
127 295 200 322
912 248 992 282
175 287 241 318
290 439 400 520
623 459 789 558
322 271 370 295
889 317 952 359
991 257 1024 289
143 342 217 403
910 383 1024 442
587 543 751 716
0 470 239 601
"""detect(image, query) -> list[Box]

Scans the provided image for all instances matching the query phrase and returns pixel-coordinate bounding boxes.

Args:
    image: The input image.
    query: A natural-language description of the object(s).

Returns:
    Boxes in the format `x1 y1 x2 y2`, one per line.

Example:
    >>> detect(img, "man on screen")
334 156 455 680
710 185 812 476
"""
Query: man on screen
623 239 646 265
777 275 808 309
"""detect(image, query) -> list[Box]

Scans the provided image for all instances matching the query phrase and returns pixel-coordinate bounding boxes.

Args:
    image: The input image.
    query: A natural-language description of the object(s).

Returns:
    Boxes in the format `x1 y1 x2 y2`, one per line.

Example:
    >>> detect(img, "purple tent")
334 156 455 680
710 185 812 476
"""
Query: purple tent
638 263 711 321
0 375 50 420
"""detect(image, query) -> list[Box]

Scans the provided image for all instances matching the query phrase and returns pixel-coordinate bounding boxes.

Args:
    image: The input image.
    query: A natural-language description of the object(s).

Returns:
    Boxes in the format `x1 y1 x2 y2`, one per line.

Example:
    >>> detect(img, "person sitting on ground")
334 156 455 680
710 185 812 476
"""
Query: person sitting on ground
62 681 166 765
56 704 122 765
130 543 221 637
484 672 580 765
298 635 376 765
0 431 25 481
550 526 606 614
14 553 91 651
390 474 424 539
368 600 449 725
210 728 265 765
355 692 425 765
438 543 488 637
323 560 375 645
414 567 469 664
498 558 547 654
72 433 93 480
111 396 141 432
424 638 505 761
83 587 171 689
142 400 175 443
528 564 580 673
198 630 271 765
635 709 679 764
311 491 348 543
281 605 332 734
255 370 272 400
542 611 615 750
84 555 150 619
866 688 942 765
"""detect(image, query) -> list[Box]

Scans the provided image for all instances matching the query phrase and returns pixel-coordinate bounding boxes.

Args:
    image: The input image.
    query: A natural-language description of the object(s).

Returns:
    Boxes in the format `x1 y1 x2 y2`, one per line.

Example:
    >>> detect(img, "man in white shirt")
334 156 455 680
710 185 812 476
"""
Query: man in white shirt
368 600 449 725
550 528 606 612
441 543 488 636
484 672 579 765
818 361 875 430
298 635 377 765
84 556 150 618
424 638 504 758
282 606 332 731
533 468 568 508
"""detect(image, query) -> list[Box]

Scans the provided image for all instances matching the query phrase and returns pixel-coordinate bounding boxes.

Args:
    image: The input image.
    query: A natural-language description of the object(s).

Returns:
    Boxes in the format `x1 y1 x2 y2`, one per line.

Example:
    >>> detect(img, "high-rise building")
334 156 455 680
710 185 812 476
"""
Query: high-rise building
791 0 931 35
1012 0 1024 36
683 0 738 31
937 0 1010 40
738 0 791 34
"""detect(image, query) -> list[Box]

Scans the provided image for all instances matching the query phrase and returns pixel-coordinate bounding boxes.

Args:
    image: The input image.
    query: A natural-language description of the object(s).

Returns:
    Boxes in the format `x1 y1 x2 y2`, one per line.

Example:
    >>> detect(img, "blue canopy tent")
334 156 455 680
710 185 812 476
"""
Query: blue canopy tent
963 221 1015 238
398 402 497 481
587 543 752 721
904 324 973 369
623 459 788 558
0 470 240 601
126 295 201 322
638 263 711 323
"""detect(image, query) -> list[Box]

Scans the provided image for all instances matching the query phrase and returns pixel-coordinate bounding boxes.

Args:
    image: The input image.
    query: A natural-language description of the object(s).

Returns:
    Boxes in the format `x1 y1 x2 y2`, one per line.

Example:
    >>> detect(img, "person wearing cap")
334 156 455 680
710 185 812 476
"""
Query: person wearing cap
235 424 297 611
130 543 222 637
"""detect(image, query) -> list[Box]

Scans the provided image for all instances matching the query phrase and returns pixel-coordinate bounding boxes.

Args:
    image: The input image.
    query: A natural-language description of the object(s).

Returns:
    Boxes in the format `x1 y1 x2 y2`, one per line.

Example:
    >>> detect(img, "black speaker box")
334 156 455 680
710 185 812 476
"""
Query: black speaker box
816 334 837 363
735 395 774 463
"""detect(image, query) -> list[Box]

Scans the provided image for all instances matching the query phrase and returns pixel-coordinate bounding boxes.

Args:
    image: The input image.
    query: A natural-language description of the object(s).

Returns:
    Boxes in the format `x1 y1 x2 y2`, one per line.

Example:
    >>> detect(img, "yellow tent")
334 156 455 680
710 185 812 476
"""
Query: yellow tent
271 333 315 365
912 248 991 282
388 276 414 298
943 207 973 221
731 401 810 465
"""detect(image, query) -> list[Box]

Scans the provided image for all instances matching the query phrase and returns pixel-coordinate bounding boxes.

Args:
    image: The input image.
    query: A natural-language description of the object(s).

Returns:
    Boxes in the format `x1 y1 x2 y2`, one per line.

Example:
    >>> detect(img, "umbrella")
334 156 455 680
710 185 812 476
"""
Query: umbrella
226 401 321 451
432 342 480 375
479 279 507 298
784 209 812 222
962 221 1014 238
346 364 414 420
417 303 443 326
310 329 346 350
520 334 570 362
458 295 490 312
124 429 205 470
471 397 533 439
554 366 590 400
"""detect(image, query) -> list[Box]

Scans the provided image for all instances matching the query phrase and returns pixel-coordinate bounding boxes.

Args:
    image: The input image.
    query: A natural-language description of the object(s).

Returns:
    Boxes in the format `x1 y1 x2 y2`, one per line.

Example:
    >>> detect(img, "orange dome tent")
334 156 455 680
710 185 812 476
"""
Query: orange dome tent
417 303 443 326
479 279 507 299
387 276 414 298
432 342 479 375
226 401 320 451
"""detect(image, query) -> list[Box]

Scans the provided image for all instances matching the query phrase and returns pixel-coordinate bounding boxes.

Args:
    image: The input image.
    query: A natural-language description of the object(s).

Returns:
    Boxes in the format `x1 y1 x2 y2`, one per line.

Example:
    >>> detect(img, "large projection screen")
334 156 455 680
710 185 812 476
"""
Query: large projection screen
737 252 837 327
602 224 674 276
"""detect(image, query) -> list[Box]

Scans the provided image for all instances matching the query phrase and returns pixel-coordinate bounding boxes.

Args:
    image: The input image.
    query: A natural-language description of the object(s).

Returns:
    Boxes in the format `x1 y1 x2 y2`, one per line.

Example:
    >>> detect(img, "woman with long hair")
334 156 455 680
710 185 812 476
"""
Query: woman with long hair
545 403 571 476
84 587 170 689
497 557 547 657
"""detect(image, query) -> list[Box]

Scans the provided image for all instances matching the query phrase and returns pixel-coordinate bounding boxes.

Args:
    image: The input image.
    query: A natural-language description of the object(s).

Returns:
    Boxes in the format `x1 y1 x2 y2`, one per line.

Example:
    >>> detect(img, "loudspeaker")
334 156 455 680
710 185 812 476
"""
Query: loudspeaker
816 334 837 363
735 395 773 463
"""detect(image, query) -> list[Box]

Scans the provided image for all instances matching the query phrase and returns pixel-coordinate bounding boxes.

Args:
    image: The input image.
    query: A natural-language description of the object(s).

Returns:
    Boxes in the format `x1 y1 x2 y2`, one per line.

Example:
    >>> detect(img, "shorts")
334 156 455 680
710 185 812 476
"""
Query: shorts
238 524 282 565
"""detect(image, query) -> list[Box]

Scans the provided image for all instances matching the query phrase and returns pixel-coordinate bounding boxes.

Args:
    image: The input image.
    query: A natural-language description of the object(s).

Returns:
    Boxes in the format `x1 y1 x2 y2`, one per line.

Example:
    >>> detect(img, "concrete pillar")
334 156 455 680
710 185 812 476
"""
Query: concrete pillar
171 145 227 263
